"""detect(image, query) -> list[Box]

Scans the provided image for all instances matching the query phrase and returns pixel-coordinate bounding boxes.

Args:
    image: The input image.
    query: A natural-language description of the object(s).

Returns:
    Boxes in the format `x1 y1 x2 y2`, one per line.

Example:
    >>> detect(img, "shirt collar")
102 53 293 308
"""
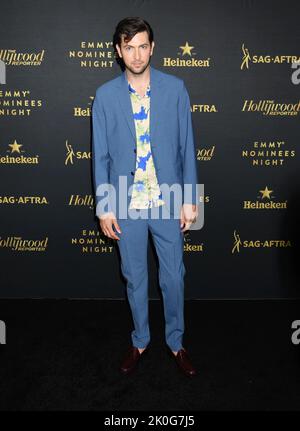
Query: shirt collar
128 81 151 98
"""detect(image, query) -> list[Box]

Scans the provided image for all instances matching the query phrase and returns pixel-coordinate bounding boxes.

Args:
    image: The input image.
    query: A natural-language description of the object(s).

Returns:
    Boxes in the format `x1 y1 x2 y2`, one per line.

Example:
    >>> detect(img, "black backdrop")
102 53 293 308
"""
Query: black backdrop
0 0 299 298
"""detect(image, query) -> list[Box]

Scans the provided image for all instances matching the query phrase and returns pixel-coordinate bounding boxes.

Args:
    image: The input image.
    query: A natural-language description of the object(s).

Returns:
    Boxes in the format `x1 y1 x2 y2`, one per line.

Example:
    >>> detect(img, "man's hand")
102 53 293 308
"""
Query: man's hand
180 204 198 232
98 212 122 240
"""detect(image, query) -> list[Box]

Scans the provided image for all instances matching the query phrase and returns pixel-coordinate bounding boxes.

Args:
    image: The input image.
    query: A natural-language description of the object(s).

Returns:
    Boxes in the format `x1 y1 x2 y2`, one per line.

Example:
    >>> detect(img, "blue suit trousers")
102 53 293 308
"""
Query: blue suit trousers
116 205 186 352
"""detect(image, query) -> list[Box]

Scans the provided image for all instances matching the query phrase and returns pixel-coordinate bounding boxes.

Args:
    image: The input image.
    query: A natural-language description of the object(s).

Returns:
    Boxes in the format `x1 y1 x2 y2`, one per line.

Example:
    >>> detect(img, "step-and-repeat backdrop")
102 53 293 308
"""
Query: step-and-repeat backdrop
1 0 299 298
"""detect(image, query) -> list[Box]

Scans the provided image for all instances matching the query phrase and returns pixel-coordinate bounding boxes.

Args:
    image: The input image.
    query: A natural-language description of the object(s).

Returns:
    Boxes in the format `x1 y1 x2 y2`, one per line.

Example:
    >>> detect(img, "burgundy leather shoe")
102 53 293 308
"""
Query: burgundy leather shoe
120 345 148 375
169 348 197 377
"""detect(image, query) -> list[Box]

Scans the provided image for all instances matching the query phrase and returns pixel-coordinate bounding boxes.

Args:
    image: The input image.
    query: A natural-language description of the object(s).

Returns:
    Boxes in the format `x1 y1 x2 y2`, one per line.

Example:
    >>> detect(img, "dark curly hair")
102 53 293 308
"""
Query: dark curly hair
113 17 154 66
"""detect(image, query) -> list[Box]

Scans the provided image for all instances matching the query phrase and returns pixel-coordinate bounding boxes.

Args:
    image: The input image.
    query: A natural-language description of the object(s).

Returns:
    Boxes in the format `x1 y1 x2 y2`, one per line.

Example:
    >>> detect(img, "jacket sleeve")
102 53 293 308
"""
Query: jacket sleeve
91 90 114 217
178 80 199 206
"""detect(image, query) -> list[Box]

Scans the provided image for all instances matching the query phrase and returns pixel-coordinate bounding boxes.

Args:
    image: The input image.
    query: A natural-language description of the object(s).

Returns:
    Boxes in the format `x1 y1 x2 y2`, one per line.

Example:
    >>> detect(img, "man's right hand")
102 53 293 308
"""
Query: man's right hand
98 212 122 240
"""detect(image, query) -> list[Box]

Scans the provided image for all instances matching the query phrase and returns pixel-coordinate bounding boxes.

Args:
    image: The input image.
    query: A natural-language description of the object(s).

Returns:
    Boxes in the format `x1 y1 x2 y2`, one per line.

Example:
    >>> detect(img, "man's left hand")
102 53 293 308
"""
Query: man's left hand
180 204 198 232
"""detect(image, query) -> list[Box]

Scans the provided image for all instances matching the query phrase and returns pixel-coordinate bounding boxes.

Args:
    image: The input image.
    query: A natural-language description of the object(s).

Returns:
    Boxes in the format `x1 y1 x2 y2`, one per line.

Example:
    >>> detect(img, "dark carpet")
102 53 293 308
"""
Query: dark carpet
0 299 299 411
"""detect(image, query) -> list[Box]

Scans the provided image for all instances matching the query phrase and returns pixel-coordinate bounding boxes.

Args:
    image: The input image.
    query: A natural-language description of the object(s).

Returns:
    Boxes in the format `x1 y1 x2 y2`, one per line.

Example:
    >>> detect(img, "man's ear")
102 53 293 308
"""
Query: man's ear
150 41 155 55
116 43 122 58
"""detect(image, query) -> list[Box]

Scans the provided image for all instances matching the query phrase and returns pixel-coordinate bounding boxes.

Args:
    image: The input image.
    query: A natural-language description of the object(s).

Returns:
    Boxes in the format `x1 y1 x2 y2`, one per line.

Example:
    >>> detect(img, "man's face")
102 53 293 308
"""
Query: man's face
116 30 154 75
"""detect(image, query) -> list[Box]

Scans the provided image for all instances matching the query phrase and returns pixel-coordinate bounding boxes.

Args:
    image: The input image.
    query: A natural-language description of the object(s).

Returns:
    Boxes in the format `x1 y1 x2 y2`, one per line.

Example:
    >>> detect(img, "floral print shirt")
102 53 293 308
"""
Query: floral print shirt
127 81 165 210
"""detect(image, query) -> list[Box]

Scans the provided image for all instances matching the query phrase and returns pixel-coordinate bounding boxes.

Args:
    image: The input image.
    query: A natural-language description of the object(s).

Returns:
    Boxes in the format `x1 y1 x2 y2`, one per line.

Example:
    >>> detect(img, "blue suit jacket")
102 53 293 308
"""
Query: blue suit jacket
92 65 199 218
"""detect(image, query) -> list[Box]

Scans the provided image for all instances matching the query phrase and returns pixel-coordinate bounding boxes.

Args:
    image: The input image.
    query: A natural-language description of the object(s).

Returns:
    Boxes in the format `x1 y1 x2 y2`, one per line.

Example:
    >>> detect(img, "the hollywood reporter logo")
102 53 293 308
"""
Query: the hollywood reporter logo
291 320 300 345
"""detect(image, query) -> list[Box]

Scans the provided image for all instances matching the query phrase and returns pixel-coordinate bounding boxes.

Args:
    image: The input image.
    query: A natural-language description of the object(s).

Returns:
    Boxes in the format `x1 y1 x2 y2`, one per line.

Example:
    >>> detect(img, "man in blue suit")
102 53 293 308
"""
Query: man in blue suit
92 17 199 377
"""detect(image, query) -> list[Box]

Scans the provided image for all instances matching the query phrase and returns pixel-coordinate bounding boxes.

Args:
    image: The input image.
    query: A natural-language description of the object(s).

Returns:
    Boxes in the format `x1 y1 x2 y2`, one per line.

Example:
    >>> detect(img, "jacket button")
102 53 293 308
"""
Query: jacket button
131 171 134 175
133 148 136 153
